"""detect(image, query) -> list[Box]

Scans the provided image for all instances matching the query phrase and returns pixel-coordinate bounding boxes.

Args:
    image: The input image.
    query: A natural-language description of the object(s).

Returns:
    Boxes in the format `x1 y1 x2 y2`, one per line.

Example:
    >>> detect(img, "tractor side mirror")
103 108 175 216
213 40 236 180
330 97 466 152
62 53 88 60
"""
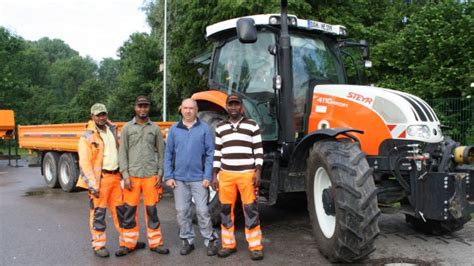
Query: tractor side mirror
236 18 257 43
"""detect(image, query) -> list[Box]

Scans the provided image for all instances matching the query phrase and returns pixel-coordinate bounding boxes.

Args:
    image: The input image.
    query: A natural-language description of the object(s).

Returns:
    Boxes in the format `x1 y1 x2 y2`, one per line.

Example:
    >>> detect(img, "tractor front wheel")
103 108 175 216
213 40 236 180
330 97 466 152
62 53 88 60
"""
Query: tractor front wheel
306 139 380 262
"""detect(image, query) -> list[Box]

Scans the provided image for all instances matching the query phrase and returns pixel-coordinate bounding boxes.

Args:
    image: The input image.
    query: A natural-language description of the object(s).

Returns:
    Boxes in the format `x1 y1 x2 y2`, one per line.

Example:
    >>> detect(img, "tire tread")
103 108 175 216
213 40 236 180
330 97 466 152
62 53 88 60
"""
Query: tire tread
306 139 380 263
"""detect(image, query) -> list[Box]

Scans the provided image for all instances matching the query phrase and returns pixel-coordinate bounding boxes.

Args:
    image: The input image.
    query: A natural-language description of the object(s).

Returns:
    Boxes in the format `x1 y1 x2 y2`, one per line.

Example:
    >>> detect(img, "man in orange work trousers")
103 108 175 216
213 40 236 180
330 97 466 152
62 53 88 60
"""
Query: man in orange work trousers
118 95 170 256
212 94 264 260
77 103 134 258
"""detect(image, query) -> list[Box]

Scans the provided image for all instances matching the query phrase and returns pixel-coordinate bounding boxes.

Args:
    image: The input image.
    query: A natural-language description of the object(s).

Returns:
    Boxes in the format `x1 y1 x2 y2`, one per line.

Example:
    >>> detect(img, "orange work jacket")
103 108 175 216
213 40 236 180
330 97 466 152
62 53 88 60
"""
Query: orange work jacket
76 120 119 190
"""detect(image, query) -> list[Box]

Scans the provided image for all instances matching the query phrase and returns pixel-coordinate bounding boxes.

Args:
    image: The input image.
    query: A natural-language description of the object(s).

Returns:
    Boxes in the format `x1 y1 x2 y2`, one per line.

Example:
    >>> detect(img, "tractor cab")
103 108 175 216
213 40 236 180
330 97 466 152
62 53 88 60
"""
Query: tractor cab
205 14 356 142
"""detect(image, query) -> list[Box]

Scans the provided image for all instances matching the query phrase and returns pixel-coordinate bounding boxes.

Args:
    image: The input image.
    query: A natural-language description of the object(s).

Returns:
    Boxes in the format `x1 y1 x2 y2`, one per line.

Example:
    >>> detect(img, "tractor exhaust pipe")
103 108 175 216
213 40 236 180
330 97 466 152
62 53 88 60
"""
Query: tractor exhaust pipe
278 0 295 160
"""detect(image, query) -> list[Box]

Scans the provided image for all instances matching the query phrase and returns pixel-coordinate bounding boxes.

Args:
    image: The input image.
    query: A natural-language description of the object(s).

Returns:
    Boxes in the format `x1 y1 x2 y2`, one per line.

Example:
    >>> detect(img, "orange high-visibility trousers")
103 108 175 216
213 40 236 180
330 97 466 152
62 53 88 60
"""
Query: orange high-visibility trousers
121 176 164 249
89 172 126 250
218 170 263 251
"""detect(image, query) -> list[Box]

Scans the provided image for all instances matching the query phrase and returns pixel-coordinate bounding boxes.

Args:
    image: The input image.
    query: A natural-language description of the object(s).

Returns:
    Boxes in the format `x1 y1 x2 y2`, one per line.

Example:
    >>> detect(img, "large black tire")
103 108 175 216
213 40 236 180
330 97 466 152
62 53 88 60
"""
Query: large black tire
58 153 79 192
42 152 60 188
405 215 471 235
306 139 380 263
198 111 225 139
191 188 221 226
191 111 226 225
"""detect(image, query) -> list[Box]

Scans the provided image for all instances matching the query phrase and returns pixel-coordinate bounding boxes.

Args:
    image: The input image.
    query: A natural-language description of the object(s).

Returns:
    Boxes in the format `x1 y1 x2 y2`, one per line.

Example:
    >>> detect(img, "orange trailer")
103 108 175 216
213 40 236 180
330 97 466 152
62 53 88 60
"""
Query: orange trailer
0 110 15 140
18 121 174 192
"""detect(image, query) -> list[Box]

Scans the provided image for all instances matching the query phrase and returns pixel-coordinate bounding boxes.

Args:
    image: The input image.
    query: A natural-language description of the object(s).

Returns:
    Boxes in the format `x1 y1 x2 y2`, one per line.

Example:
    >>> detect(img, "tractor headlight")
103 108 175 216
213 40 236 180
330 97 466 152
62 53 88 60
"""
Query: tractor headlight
407 125 431 139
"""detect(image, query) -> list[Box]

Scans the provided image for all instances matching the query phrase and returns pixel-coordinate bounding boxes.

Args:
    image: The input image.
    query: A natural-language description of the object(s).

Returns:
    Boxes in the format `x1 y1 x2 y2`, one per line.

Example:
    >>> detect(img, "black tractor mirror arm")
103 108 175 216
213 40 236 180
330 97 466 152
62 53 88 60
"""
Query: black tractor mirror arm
339 39 370 60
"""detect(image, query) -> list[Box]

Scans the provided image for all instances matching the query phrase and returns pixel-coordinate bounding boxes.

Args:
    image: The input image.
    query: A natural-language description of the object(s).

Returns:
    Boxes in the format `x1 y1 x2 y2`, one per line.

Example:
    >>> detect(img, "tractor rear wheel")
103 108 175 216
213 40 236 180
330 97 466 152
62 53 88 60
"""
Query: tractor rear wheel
306 139 380 263
191 186 221 226
190 111 226 225
198 111 224 139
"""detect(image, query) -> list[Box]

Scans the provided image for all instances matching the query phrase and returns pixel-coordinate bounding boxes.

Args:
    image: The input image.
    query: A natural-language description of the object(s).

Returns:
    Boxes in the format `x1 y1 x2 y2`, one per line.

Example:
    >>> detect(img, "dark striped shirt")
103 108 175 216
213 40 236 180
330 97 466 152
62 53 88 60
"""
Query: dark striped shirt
213 117 263 172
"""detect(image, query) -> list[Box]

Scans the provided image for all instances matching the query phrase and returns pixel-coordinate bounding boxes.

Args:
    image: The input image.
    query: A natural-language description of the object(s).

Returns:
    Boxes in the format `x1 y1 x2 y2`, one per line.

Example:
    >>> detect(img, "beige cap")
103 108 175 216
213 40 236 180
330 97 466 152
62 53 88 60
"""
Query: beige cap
90 103 107 115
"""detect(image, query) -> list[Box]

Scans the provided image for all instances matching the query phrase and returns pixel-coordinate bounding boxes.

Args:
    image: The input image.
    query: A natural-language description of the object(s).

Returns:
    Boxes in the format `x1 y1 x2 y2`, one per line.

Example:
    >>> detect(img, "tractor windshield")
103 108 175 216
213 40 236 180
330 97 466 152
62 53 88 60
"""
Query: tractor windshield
212 31 278 141
211 30 345 140
291 33 346 133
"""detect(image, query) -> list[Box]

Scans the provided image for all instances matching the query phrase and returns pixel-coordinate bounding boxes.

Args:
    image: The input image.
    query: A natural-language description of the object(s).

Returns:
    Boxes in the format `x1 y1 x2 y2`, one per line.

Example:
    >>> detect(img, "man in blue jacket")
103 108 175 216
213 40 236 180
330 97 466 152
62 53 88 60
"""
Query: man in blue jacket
164 98 218 256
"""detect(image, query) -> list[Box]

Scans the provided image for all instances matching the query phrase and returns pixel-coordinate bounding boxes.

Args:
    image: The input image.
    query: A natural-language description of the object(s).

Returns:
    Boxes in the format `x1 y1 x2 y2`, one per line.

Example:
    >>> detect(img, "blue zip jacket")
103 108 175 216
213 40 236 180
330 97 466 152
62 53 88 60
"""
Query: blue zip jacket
164 118 214 182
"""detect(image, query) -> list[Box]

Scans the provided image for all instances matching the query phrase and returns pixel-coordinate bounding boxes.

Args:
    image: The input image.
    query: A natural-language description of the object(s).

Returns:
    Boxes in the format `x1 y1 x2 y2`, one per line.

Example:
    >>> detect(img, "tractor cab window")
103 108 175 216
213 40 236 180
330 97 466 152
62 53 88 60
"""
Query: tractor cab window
212 32 278 141
290 34 346 133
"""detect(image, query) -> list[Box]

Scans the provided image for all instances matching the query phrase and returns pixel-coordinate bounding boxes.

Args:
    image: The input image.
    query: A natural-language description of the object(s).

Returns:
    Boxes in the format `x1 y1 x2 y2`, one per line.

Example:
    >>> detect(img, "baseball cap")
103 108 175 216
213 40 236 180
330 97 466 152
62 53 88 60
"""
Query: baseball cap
90 103 107 115
226 93 242 104
135 95 151 105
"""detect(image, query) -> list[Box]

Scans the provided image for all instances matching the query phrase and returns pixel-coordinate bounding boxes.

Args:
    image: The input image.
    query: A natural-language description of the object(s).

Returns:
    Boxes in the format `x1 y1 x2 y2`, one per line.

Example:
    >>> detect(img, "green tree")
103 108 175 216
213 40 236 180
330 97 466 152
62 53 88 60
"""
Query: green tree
108 32 161 120
33 37 79 63
0 27 28 112
374 2 473 99
20 86 56 124
98 57 120 95
47 55 98 99
65 79 109 122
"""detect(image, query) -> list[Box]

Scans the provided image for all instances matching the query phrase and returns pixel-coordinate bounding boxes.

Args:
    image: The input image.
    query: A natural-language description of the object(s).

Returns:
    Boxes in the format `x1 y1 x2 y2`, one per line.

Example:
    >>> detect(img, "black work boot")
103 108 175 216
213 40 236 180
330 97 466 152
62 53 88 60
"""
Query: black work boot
94 247 110 258
135 241 146 250
180 240 195 255
150 246 170 255
115 241 146 257
250 250 264 261
206 239 218 256
217 247 237 258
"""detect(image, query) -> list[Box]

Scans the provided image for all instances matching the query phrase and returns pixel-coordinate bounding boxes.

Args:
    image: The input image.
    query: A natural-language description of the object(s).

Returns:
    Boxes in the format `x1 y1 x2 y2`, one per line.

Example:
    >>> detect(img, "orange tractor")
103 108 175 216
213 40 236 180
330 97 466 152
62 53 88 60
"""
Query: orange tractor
191 1 474 262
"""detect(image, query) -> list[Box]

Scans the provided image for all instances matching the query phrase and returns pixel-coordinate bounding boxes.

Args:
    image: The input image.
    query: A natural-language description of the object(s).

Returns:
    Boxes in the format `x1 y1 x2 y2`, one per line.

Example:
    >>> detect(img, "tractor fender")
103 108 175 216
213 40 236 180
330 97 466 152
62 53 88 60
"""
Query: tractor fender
191 90 227 113
288 128 364 173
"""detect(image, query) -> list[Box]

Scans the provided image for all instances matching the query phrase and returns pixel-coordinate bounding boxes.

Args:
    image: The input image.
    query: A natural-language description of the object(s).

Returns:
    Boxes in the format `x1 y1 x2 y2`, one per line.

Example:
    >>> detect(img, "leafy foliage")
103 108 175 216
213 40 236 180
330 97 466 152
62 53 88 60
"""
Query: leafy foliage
0 1 472 144
374 2 473 99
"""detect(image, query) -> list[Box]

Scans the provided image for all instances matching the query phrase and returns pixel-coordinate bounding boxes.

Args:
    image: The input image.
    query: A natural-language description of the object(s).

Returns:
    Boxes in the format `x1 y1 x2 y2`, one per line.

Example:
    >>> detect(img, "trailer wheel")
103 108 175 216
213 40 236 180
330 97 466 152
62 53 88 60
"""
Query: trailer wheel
43 152 60 188
306 139 380 263
405 215 470 235
58 153 79 192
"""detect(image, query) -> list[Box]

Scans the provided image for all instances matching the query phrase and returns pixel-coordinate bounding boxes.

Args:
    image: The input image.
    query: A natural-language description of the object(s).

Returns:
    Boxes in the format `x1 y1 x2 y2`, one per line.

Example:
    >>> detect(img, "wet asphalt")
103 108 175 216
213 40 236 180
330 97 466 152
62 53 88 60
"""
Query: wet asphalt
0 159 473 265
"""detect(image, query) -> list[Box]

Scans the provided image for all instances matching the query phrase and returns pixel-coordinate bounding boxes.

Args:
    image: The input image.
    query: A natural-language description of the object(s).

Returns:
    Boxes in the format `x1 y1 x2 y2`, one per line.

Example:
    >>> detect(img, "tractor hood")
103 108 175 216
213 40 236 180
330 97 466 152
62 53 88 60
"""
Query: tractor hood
313 84 444 143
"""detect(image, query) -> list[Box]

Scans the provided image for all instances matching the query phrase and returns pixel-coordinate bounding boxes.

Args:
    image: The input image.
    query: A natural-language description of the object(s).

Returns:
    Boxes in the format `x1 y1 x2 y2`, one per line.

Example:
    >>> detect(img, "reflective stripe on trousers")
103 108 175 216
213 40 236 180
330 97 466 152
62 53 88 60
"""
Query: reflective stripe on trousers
218 170 263 251
89 172 126 250
121 176 164 249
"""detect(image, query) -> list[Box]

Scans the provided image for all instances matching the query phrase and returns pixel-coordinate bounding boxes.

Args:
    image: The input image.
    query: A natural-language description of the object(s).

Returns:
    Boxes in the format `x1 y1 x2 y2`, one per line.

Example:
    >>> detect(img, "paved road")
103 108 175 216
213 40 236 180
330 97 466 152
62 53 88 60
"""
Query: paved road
1 160 473 265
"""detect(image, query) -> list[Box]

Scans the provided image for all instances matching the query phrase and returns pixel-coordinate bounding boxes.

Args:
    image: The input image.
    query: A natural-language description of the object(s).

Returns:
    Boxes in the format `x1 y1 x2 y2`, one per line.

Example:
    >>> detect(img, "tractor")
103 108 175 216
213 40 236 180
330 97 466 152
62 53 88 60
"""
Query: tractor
190 1 474 262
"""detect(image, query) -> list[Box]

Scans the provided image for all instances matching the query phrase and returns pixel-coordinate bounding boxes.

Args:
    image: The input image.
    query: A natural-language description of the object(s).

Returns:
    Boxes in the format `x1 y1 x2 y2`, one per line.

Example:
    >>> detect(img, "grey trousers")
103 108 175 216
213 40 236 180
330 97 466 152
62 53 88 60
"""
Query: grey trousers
173 180 216 245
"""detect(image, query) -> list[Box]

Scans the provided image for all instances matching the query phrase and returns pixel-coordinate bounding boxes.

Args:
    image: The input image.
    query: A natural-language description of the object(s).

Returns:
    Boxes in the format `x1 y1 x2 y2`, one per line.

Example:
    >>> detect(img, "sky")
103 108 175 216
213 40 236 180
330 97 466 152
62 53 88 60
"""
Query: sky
0 0 151 61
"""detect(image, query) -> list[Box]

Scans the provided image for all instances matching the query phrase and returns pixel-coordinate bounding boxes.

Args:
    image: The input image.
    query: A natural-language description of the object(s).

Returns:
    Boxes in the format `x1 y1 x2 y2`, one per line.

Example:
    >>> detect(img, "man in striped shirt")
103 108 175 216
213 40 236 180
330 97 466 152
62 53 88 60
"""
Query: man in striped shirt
212 93 264 261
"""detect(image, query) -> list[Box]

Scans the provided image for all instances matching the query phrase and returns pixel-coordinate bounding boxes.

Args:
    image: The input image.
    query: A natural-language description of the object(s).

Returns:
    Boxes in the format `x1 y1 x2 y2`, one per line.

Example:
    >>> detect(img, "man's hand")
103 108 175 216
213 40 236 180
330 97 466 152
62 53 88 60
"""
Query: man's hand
155 176 163 188
89 187 99 198
165 179 177 189
124 177 132 191
253 169 262 188
202 179 210 188
211 173 219 191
